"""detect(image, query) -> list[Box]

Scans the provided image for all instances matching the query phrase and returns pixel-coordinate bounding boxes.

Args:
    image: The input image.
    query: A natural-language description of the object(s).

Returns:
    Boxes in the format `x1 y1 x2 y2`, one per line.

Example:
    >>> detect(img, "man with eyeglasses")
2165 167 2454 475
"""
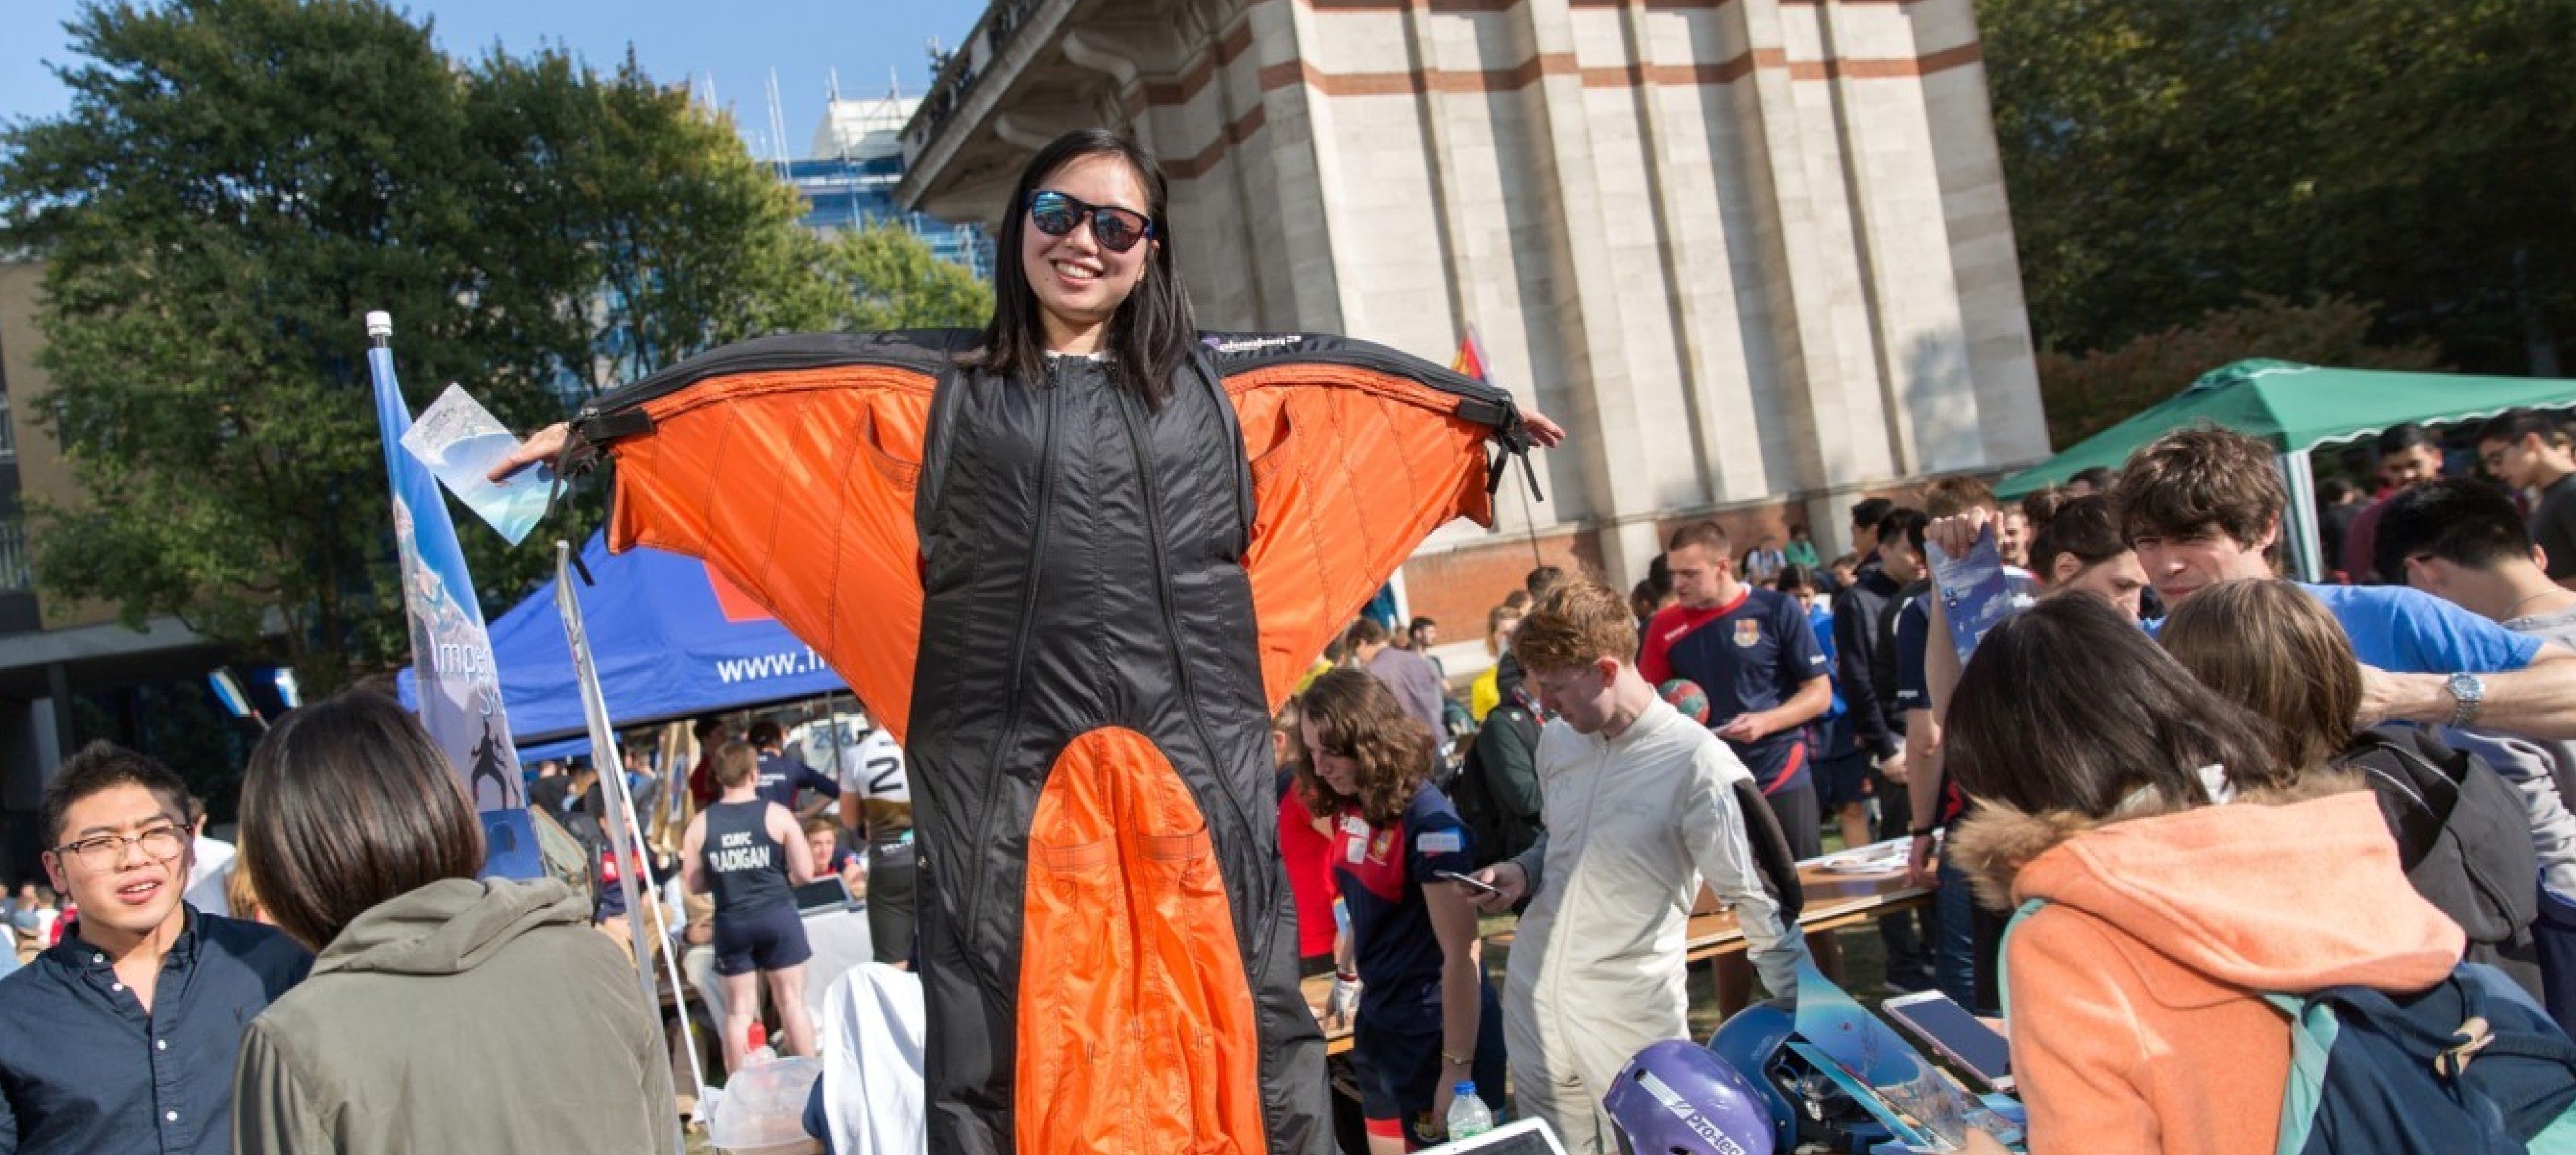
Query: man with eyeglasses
0 741 310 1154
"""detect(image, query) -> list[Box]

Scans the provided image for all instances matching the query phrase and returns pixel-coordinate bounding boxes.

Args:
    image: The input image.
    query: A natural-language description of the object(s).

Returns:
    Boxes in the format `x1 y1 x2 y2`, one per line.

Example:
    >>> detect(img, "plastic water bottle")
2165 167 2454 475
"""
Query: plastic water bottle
1446 1080 1493 1139
743 1021 778 1066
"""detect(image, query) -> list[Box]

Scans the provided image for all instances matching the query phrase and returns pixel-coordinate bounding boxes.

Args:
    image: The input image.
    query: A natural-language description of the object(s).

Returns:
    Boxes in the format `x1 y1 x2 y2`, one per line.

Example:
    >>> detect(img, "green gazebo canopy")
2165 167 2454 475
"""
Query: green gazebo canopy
1998 359 2576 498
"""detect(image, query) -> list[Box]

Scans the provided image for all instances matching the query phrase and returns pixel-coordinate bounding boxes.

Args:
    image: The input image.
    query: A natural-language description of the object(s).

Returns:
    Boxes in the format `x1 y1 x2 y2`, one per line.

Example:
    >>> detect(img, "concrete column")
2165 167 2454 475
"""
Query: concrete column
1510 0 1659 536
1613 1 1770 507
1727 0 1888 494
1256 1 1346 332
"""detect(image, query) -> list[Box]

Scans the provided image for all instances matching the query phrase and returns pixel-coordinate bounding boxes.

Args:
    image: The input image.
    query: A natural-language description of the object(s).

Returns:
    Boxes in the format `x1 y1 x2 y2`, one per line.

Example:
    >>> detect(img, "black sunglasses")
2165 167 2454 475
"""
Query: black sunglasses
1028 190 1156 254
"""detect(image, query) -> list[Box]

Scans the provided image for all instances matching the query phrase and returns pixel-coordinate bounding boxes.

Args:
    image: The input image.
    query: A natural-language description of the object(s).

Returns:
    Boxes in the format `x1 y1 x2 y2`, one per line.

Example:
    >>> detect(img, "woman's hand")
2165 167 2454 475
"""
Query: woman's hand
1522 410 1567 449
489 422 571 482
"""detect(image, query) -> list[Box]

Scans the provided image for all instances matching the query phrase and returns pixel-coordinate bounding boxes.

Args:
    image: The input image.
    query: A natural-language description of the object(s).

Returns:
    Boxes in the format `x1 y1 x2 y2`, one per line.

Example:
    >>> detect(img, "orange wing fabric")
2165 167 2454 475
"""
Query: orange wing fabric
594 361 936 744
1228 363 1506 711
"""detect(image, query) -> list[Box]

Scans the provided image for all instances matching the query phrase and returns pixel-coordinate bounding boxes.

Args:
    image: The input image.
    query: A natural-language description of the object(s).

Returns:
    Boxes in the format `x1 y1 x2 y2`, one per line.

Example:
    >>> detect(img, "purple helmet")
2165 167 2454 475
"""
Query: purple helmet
1604 1040 1778 1155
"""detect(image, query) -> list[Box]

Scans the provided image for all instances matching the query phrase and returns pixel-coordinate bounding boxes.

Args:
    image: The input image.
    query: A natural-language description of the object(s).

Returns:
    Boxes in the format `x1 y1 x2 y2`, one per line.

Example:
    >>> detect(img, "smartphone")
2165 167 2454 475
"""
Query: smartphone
1882 989 2014 1094
1433 869 1504 898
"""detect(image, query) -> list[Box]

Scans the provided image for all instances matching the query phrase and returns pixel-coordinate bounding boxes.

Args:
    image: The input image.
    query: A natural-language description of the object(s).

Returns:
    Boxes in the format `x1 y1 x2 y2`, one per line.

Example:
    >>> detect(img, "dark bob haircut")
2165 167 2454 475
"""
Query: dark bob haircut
977 128 1196 408
239 692 484 951
1945 594 2285 817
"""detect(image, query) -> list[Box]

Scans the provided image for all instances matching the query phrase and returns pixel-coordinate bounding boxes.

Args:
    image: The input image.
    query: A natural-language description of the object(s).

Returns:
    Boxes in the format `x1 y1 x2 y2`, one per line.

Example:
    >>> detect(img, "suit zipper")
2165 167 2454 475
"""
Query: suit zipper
963 365 1063 975
1115 391 1268 951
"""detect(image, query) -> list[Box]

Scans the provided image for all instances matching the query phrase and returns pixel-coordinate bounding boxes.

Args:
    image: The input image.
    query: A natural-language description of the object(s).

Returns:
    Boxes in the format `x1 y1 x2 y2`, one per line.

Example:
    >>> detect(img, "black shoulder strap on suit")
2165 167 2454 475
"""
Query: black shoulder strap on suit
1191 345 1256 556
913 362 970 563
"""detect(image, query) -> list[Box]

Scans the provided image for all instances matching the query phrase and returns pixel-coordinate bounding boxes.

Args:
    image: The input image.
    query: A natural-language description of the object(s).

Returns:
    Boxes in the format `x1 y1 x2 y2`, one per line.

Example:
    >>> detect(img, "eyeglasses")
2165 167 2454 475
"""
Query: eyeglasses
1029 190 1155 254
49 825 188 870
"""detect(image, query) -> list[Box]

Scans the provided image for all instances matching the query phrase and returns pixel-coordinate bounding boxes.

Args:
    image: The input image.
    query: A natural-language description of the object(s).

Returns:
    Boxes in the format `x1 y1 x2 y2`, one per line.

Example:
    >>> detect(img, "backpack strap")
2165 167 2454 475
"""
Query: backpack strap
1996 898 2048 1025
2262 992 2339 1155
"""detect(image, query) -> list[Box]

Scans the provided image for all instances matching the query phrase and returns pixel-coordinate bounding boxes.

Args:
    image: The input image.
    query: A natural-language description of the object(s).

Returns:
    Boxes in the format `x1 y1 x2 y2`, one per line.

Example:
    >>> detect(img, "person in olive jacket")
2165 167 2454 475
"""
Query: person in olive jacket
230 693 680 1155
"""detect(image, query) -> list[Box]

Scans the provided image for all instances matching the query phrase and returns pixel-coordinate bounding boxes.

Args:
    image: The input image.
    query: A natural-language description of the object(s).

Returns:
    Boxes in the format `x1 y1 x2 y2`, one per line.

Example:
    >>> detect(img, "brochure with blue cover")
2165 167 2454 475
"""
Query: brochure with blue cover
400 383 553 546
1925 524 2033 666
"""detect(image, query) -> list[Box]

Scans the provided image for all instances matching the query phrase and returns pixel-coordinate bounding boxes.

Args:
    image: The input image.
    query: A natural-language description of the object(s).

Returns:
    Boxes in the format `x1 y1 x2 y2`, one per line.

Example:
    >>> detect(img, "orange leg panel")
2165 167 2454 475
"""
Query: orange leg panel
1017 727 1269 1155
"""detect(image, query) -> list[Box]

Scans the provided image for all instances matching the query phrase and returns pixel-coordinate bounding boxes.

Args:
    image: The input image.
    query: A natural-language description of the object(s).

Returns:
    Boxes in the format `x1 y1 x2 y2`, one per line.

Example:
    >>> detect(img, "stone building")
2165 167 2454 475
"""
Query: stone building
899 0 2048 636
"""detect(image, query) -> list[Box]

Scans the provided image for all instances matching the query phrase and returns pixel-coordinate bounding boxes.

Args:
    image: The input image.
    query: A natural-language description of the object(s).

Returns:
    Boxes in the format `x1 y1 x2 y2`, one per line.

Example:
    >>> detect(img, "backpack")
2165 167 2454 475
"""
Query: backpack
1451 700 1543 868
2005 902 2576 1154
2267 964 2576 1153
2334 727 2539 952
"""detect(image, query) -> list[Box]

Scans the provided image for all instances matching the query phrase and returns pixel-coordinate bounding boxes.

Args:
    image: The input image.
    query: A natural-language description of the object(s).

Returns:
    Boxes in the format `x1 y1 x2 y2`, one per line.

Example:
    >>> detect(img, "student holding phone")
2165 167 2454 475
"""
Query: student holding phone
1294 669 1506 1152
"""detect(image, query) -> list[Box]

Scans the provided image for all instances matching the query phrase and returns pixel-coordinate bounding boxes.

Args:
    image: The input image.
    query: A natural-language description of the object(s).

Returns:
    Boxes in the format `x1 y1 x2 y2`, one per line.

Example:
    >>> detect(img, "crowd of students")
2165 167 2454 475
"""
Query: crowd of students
8 113 2576 1153
1275 414 2576 1153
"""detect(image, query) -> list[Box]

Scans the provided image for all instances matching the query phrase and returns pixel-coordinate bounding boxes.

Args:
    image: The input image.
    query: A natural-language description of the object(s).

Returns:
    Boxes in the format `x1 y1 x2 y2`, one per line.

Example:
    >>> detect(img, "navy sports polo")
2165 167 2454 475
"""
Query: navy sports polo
1639 587 1829 795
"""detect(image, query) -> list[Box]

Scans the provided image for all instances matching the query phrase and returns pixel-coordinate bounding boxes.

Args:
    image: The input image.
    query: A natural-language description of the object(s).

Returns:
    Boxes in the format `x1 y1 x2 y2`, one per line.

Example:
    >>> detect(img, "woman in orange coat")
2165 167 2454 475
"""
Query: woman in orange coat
1943 595 2460 1155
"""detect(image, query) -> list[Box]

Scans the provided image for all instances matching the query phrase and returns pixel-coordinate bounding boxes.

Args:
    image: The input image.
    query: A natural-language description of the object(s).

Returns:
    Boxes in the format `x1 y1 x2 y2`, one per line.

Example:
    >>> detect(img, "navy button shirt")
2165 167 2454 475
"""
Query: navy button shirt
0 906 311 1154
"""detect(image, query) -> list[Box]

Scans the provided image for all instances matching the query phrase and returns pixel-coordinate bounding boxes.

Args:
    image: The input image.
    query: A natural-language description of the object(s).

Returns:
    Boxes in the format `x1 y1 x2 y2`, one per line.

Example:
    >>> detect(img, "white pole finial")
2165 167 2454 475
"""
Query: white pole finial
365 311 392 340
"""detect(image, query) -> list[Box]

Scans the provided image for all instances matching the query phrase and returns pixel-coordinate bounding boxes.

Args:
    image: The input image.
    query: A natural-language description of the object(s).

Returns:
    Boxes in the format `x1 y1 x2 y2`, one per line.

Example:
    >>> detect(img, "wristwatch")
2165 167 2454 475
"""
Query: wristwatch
2446 672 2487 728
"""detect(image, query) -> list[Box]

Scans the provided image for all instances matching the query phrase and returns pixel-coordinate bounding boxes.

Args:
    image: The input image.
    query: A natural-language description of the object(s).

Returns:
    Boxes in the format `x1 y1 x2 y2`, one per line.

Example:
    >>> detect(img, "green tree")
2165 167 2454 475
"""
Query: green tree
792 224 995 332
0 0 833 691
1979 0 2576 377
2038 295 2442 448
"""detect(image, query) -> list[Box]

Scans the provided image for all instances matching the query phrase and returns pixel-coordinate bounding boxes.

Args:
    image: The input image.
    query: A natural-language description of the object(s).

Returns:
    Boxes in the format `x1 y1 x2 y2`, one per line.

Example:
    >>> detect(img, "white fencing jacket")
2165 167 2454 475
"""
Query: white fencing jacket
1502 698 1808 1094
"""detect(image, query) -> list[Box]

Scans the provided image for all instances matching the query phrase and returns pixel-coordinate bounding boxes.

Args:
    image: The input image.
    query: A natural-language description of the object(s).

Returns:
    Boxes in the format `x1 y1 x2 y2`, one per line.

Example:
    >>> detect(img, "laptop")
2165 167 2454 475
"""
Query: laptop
792 877 856 915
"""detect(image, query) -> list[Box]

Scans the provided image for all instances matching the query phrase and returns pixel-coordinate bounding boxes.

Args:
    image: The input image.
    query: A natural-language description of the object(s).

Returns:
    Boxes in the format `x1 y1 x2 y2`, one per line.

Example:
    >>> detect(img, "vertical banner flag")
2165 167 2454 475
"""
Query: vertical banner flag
365 311 542 878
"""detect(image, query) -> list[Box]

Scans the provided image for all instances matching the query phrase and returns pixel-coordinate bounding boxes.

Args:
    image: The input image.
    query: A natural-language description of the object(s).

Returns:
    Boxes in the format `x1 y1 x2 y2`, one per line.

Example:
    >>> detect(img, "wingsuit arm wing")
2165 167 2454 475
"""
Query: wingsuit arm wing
1205 334 1534 711
567 332 963 745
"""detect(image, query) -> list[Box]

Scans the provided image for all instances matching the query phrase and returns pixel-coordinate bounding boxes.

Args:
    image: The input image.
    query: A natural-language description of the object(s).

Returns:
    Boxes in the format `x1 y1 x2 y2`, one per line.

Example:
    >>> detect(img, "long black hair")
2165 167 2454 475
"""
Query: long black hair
976 129 1196 407
1945 594 2287 817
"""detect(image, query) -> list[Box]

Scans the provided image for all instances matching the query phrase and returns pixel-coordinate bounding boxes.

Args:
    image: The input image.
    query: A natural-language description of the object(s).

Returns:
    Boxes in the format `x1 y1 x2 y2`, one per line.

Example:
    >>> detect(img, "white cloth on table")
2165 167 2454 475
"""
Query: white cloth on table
819 963 927 1155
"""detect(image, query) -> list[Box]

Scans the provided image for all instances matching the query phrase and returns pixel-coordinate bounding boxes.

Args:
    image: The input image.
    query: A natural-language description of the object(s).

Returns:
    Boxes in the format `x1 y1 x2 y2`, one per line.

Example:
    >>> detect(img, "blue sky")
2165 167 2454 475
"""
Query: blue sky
2 0 991 156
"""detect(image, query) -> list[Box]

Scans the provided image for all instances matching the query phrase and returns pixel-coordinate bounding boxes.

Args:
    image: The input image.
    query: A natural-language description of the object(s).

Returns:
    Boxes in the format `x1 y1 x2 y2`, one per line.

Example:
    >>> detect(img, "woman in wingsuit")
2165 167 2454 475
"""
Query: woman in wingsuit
500 129 1562 1155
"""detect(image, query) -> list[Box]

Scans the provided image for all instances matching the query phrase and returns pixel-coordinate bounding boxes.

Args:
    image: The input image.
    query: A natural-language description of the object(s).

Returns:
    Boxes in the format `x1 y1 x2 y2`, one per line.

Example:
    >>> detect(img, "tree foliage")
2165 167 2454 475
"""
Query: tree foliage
1979 0 2576 377
0 0 977 690
790 224 995 333
2038 295 2442 448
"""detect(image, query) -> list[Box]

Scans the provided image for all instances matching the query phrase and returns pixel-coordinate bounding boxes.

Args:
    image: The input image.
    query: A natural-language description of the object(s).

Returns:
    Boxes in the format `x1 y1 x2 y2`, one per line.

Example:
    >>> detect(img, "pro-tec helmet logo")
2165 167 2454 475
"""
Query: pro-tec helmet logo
1639 1070 1751 1155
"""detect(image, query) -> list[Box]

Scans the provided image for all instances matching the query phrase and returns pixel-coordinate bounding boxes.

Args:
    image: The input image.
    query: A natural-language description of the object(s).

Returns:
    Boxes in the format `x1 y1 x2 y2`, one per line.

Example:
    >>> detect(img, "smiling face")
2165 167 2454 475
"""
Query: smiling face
44 782 193 943
1021 152 1156 353
1998 510 2032 569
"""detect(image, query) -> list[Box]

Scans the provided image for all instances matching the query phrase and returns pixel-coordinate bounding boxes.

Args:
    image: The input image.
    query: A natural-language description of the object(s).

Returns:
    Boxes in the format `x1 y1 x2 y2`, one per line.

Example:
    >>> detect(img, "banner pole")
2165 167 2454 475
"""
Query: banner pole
553 540 692 1149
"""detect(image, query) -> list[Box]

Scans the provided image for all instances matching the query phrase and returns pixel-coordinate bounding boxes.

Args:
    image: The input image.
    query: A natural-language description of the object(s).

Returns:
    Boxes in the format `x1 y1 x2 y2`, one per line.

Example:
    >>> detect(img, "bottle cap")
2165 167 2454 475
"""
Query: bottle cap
747 1022 768 1050
1453 1080 1476 1095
